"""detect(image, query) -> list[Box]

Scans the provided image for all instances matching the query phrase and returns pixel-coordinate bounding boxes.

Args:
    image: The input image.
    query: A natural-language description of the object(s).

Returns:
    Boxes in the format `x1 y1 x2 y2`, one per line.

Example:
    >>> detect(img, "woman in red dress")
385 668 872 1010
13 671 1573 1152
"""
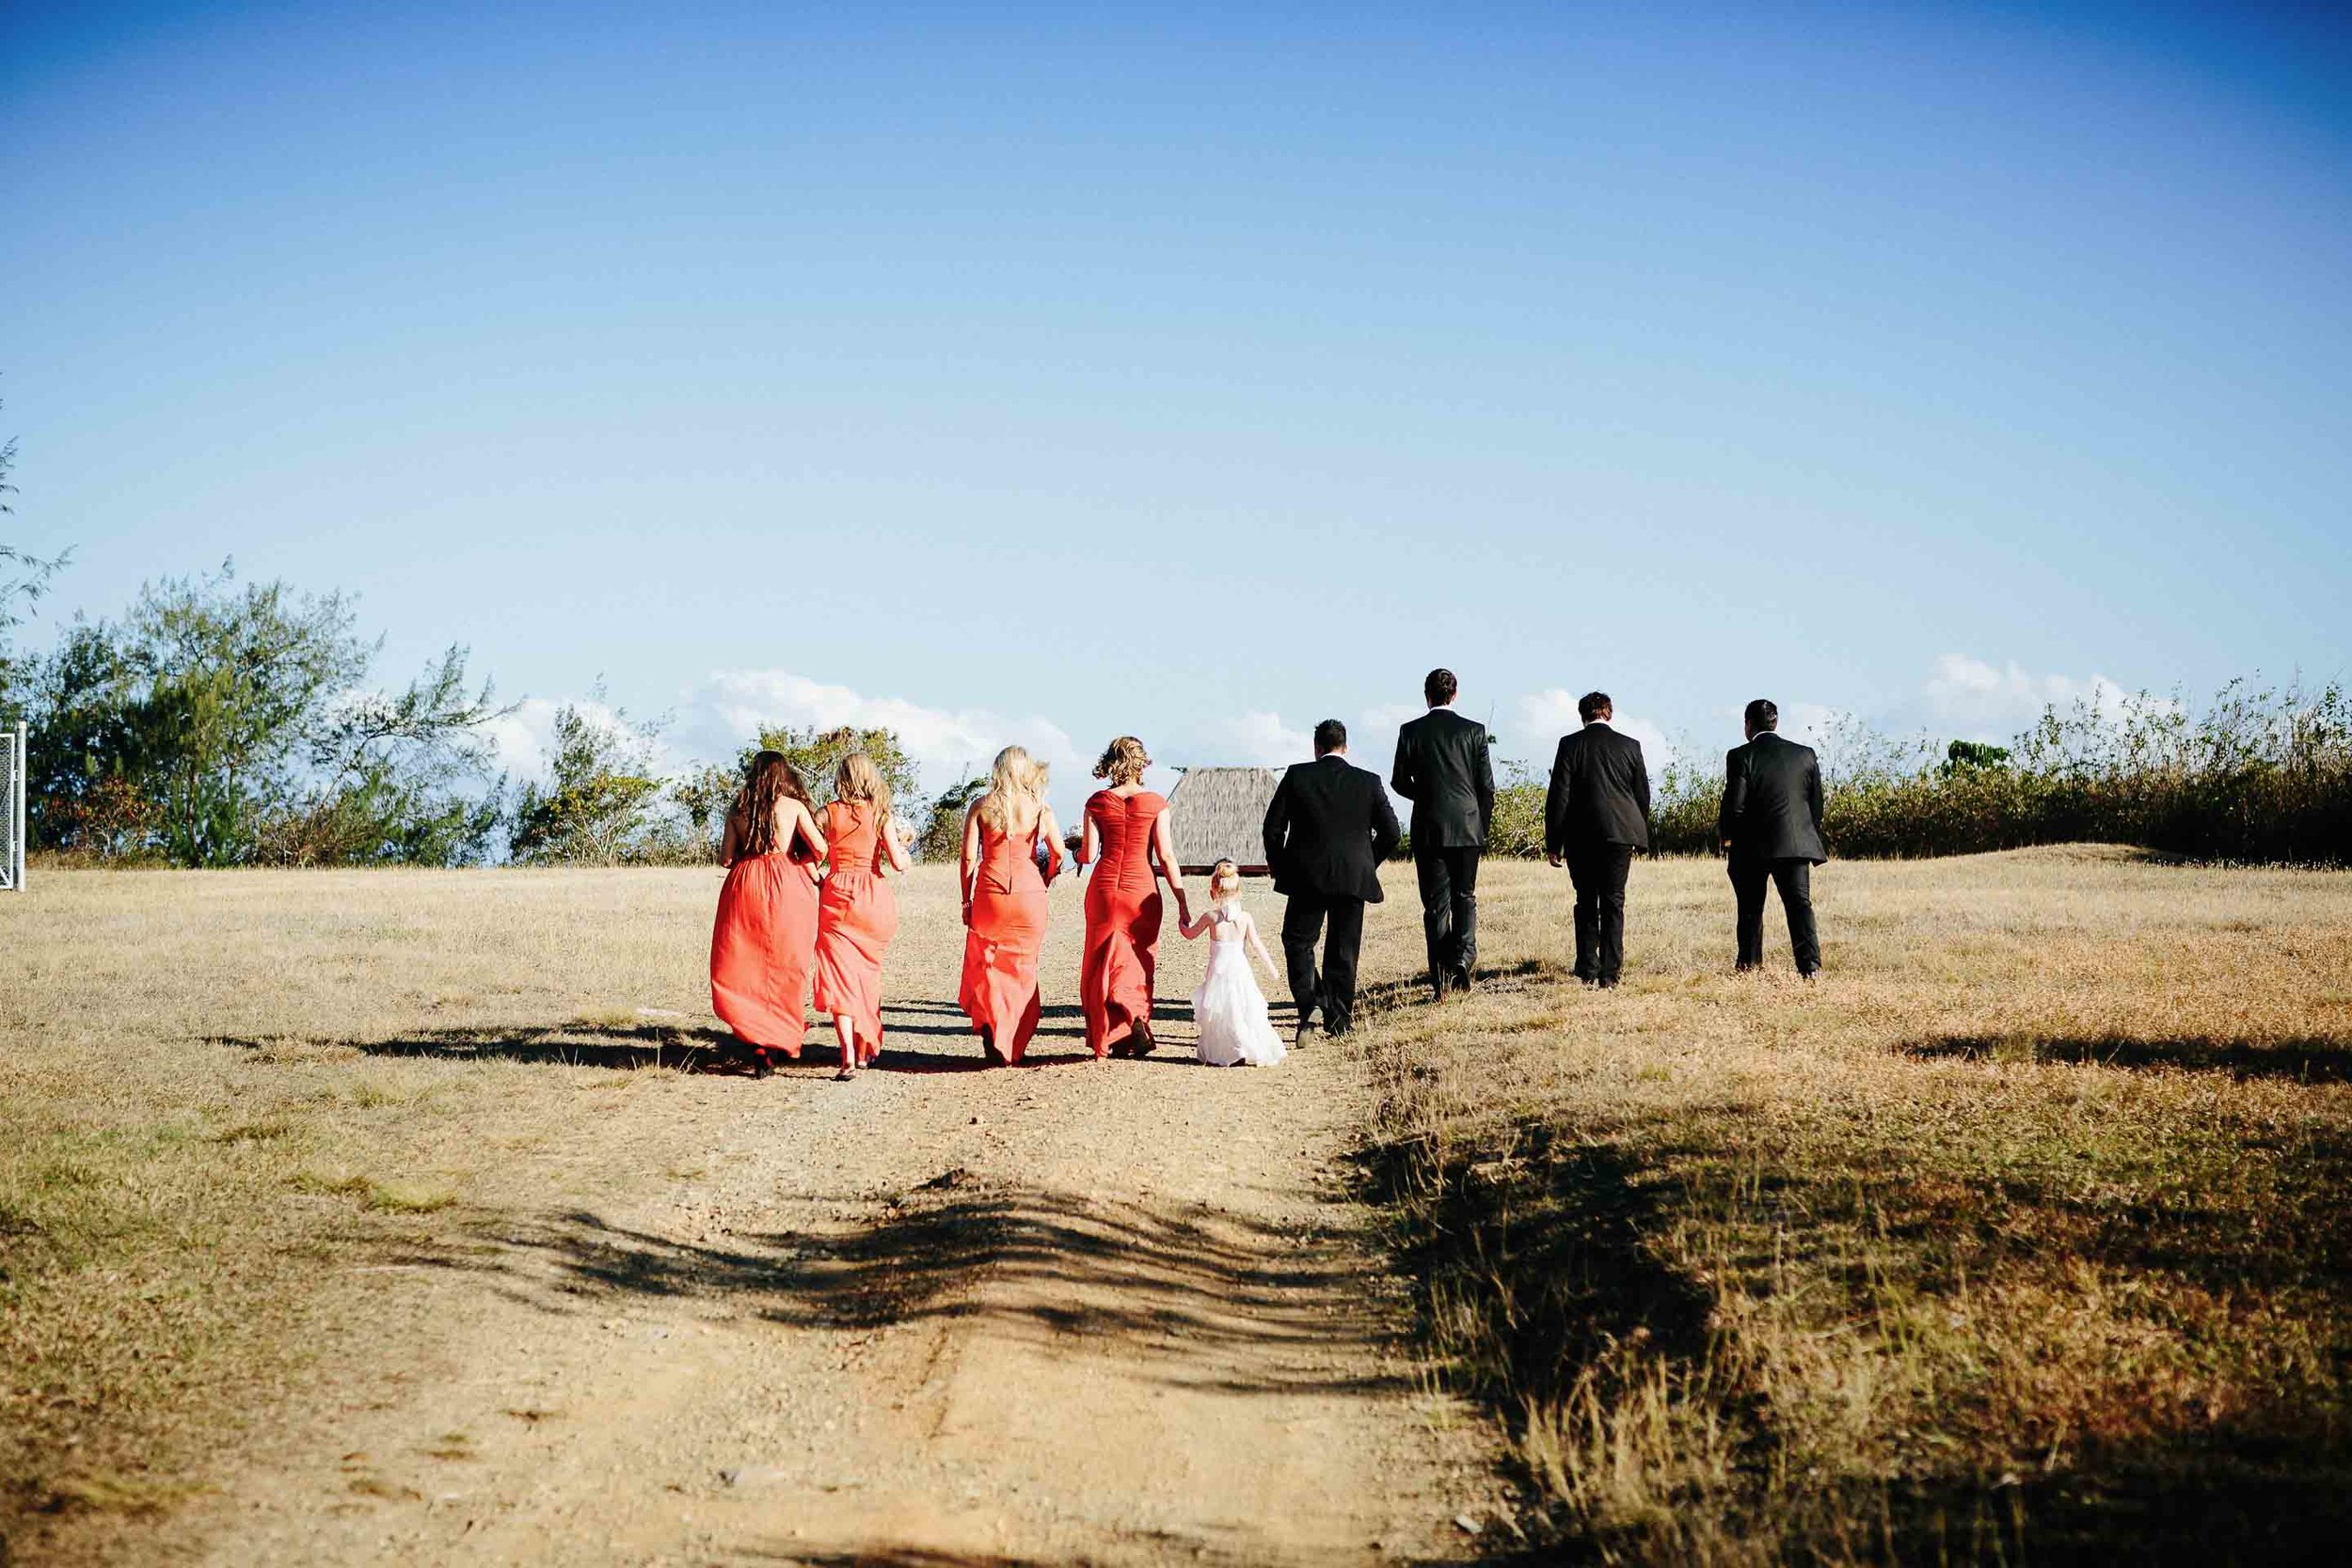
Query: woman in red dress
813 752 910 1081
958 745 1062 1065
1078 736 1190 1058
710 752 827 1074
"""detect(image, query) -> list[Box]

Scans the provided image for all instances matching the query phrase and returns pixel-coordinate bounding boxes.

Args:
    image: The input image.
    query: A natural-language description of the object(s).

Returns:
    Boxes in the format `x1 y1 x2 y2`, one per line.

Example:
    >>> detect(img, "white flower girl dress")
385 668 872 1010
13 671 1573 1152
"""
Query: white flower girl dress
1192 898 1286 1068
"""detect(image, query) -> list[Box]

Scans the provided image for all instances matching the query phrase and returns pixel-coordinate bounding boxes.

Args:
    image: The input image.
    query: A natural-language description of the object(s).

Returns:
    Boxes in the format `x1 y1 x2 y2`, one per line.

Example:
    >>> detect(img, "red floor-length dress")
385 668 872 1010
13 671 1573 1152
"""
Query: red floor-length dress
959 813 1058 1061
709 829 820 1057
1080 788 1169 1057
813 800 899 1049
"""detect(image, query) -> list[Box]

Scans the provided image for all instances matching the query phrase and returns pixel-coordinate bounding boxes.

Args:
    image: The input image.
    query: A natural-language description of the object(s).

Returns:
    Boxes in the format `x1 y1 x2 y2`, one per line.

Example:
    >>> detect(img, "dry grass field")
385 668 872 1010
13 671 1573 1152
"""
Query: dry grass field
4 848 2350 1564
1363 847 2352 1563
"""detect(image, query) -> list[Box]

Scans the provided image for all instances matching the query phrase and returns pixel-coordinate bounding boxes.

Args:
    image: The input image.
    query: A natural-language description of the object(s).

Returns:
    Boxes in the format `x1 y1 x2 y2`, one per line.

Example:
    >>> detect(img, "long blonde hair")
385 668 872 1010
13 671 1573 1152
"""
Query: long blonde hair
834 752 891 825
978 744 1048 832
1093 735 1150 787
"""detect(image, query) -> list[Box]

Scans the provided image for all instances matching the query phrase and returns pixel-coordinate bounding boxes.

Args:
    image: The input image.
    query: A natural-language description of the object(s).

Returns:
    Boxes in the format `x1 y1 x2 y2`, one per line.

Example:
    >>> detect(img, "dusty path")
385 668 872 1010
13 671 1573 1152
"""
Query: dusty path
161 871 1477 1566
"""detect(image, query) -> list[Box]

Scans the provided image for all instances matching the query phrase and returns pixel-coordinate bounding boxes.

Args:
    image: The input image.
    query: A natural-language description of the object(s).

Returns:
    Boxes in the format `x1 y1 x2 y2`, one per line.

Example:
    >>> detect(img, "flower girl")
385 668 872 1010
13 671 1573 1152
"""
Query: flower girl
1177 861 1287 1068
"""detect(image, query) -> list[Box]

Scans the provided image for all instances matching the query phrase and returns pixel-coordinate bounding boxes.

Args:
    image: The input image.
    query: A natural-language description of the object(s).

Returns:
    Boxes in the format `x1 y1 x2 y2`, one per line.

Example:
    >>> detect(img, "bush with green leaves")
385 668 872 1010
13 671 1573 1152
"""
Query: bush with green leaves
1496 681 2352 866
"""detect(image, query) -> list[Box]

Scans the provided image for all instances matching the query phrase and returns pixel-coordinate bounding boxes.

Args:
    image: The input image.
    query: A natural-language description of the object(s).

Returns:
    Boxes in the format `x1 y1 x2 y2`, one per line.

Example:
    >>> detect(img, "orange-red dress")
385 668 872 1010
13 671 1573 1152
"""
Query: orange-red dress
710 831 820 1057
1081 788 1169 1057
813 800 898 1048
960 814 1058 1061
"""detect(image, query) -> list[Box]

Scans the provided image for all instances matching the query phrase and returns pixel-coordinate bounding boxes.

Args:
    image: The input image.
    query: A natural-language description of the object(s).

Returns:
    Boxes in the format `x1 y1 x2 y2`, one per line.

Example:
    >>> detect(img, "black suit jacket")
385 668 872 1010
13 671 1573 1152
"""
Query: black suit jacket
1719 732 1827 863
1391 707 1494 850
1263 754 1401 904
1546 722 1652 854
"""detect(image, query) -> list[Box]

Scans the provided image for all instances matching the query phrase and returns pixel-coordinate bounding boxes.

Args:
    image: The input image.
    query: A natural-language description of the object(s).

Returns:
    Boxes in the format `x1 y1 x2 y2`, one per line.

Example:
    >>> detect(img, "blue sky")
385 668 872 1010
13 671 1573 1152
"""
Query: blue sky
5 3 2347 809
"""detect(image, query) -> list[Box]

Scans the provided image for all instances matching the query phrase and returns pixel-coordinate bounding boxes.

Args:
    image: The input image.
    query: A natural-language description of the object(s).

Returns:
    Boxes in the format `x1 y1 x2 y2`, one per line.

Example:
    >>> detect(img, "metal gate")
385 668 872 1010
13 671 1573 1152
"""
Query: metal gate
1 721 24 891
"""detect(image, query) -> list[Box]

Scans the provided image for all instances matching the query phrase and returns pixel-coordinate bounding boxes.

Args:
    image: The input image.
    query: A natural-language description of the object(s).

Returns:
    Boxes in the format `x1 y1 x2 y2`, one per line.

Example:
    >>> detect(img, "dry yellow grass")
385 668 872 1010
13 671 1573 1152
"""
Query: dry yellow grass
1360 846 2352 1562
0 865 767 1557
4 849 2349 1563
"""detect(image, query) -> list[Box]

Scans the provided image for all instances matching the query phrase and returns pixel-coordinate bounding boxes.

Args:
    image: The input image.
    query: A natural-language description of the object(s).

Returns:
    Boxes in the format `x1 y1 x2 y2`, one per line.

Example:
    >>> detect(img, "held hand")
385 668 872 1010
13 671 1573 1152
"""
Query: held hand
1547 851 1564 868
1720 837 1733 850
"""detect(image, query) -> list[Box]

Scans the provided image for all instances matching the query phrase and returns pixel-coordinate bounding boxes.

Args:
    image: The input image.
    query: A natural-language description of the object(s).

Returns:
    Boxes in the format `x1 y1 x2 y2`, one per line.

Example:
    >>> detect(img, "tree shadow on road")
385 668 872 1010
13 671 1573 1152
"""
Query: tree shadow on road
463 1176 1414 1401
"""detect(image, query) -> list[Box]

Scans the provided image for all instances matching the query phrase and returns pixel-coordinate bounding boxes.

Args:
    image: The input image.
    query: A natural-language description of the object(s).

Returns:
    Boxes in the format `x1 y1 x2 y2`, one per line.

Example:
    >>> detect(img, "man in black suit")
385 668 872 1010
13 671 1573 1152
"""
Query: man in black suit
1544 690 1650 987
1391 668 1494 1001
1263 719 1402 1041
1719 698 1826 976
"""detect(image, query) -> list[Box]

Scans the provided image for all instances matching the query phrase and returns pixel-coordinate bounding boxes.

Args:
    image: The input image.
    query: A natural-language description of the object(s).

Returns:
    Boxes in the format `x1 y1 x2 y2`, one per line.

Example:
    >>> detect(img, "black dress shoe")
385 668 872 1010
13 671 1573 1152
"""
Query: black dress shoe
1452 966 1474 994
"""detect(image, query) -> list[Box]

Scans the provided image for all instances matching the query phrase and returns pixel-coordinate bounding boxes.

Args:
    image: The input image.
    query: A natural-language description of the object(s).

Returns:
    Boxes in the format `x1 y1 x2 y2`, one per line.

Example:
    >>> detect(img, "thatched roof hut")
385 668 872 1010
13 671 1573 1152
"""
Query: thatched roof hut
1167 766 1279 875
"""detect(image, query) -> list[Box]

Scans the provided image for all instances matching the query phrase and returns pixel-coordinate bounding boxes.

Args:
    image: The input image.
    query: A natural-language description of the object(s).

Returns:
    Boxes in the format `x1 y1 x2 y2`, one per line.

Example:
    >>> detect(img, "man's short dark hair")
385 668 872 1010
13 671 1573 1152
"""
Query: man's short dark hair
1744 699 1779 732
1578 690 1613 723
1424 668 1457 706
1312 719 1348 755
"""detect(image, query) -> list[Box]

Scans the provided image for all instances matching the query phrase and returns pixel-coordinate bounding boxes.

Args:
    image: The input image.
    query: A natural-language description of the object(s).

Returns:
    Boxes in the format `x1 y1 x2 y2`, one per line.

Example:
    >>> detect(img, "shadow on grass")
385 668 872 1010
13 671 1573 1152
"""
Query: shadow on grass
1903 1032 2352 1084
1359 1026 2352 1563
1350 958 1557 1022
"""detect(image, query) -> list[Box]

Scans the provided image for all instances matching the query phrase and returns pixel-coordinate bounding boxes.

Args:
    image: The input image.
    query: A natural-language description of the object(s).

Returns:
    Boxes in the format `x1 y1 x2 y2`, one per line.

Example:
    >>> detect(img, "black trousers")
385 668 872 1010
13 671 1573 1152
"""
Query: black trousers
1730 855 1820 974
1413 844 1481 989
1281 890 1366 1034
1566 841 1636 984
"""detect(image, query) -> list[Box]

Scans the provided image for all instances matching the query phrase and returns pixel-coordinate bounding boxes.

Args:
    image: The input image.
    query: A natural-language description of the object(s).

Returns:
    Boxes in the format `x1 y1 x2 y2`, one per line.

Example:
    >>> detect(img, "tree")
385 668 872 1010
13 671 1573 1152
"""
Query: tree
507 697 683 864
256 645 510 865
1941 739 2012 776
0 393 72 707
916 775 987 862
20 565 505 865
739 724 921 815
669 762 740 859
119 570 376 863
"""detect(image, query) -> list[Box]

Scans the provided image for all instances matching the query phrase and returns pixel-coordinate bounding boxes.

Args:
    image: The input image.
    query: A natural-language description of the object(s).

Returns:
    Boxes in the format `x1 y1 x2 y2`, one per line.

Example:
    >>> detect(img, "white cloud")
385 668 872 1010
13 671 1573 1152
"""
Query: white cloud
1919 655 2128 740
676 669 1088 803
1201 710 1311 768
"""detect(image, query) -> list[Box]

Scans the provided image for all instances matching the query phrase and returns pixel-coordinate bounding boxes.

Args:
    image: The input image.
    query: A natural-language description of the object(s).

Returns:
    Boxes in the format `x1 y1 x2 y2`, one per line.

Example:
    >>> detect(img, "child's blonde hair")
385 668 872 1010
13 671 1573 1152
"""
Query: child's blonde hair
1210 859 1242 898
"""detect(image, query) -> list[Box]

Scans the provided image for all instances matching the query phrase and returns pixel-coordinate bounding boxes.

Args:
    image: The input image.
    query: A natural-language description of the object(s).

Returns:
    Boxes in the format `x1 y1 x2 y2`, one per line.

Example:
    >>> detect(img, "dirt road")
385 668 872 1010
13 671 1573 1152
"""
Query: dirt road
141 869 1479 1566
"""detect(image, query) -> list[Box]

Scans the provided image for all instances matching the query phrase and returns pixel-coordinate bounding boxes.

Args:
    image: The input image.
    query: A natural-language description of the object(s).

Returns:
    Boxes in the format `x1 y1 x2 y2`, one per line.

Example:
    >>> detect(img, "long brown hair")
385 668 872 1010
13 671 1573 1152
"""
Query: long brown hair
739 751 812 858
